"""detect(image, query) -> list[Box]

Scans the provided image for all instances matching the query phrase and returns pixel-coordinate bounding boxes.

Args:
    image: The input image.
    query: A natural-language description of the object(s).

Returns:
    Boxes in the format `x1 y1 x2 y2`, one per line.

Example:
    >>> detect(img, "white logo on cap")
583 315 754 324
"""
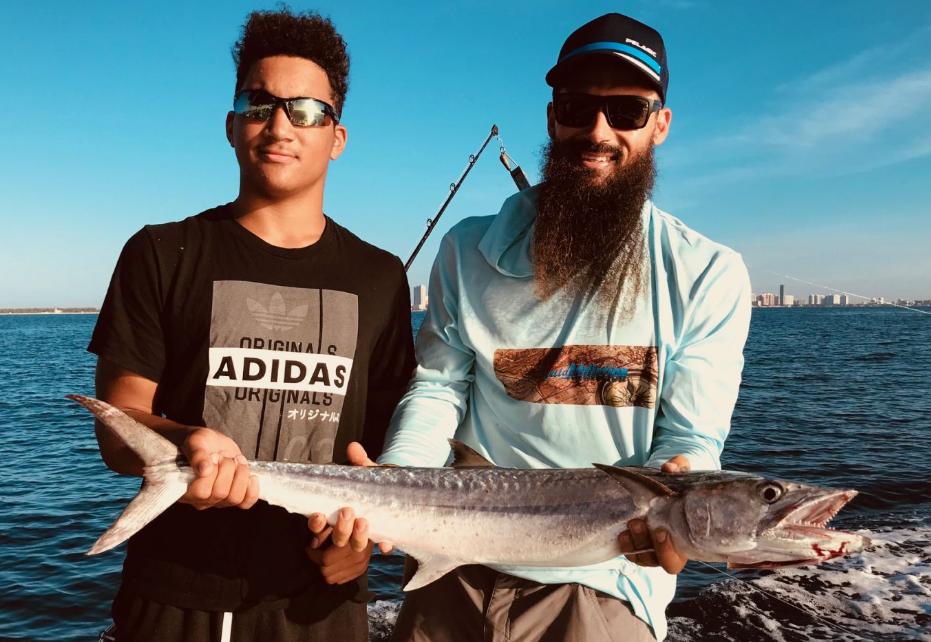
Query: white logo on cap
625 38 657 58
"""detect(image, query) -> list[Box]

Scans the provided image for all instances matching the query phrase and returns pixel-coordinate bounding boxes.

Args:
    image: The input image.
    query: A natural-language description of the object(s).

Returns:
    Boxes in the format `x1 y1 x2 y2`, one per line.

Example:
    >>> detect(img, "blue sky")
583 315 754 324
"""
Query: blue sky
1 0 929 307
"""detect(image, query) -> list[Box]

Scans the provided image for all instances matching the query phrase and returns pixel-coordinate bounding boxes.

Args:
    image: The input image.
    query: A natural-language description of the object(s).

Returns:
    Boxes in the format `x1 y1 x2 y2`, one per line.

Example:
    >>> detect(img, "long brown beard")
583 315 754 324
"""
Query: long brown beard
533 138 656 318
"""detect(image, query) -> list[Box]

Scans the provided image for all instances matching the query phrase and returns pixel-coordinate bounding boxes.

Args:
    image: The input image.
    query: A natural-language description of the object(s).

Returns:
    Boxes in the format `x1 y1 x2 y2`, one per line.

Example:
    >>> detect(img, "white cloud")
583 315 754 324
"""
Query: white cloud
773 24 931 95
744 69 931 150
667 24 931 184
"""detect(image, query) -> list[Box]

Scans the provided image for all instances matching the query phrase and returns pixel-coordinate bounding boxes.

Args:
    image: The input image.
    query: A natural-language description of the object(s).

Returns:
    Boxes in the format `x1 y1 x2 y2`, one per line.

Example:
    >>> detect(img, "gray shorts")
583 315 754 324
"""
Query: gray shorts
391 564 656 642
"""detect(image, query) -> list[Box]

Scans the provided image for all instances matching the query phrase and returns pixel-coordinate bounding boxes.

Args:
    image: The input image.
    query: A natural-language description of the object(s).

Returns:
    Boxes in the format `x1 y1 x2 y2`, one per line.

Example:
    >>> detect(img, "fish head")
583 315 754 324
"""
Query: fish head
729 480 869 569
661 473 869 568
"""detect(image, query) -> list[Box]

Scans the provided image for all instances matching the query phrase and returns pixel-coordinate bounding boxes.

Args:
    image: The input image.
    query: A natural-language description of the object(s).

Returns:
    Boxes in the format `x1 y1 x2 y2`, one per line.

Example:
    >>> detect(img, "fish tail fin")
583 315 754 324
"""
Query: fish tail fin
67 394 192 555
88 469 189 554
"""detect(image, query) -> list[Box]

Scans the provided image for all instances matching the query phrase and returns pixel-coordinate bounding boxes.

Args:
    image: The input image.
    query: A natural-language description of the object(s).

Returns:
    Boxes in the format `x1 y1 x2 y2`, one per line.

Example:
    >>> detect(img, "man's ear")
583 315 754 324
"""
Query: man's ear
225 112 235 147
546 102 556 138
330 123 348 161
652 107 672 146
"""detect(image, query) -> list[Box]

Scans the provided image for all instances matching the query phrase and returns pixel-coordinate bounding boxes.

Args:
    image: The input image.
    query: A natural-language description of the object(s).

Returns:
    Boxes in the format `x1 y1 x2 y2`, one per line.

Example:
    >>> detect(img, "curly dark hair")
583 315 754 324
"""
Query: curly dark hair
232 7 350 117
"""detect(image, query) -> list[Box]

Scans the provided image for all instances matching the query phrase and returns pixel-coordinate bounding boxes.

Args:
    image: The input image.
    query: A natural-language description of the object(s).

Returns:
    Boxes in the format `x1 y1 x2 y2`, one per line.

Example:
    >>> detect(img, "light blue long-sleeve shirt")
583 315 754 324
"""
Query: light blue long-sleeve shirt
379 186 752 640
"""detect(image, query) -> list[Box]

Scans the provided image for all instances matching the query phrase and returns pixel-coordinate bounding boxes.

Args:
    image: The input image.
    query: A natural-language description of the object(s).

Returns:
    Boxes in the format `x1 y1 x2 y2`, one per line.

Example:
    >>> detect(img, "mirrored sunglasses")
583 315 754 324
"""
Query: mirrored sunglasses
233 89 340 127
553 93 662 130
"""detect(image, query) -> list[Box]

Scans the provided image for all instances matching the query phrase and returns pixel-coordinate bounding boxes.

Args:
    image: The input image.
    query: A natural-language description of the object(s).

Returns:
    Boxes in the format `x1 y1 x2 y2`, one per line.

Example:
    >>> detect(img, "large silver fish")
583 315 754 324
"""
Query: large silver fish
70 394 869 591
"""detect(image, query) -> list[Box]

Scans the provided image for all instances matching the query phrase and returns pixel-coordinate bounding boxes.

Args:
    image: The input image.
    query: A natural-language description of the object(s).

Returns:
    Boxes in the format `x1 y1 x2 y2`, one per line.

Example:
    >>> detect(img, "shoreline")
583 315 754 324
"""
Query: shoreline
3 306 928 315
752 304 931 310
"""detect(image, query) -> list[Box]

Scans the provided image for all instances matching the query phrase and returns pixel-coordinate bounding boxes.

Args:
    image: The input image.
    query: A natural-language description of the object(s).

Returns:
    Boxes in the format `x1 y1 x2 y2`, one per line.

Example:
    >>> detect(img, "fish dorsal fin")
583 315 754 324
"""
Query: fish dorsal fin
448 439 494 468
593 463 676 497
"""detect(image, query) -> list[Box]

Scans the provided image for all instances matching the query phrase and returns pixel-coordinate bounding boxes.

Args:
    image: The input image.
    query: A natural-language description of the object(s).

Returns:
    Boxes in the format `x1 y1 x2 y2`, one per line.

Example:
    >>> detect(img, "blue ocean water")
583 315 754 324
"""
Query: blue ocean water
1 308 929 641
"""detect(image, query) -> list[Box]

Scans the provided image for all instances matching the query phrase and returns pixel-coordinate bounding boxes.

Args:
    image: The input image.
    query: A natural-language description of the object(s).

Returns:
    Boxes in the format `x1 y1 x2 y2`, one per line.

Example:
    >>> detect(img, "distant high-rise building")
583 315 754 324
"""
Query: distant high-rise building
809 294 824 305
839 294 850 306
412 284 428 310
783 294 795 306
824 294 842 306
779 285 786 306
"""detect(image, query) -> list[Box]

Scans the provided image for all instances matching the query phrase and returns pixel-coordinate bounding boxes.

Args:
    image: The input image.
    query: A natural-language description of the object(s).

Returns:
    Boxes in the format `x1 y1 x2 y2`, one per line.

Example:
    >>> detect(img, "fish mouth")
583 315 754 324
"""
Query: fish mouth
732 489 870 569
776 489 857 531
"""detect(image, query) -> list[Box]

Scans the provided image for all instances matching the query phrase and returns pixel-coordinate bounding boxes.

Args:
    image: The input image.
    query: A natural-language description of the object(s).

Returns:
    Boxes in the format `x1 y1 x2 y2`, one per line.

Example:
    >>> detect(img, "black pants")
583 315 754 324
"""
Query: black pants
112 588 368 642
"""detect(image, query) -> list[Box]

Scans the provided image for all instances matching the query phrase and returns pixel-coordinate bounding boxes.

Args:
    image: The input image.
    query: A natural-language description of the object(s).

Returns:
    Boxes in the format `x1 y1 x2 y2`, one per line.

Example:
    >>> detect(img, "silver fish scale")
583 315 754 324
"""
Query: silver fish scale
251 461 638 516
241 460 641 568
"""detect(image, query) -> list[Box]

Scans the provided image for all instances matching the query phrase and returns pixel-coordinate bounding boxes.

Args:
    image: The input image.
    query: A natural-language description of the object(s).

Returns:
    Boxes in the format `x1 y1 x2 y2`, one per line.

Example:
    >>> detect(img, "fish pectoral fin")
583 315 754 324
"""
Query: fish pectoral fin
400 549 464 591
593 463 675 497
448 439 495 468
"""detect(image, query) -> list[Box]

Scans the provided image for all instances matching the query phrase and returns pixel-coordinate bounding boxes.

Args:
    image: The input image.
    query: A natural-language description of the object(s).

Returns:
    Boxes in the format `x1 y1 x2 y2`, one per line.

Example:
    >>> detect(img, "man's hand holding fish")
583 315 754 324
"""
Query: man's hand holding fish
620 455 693 574
178 427 260 511
306 508 375 585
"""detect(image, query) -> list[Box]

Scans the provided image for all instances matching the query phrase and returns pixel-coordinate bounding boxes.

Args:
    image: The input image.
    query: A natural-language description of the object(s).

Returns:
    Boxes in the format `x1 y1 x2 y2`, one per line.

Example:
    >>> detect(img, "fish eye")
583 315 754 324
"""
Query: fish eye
758 482 784 504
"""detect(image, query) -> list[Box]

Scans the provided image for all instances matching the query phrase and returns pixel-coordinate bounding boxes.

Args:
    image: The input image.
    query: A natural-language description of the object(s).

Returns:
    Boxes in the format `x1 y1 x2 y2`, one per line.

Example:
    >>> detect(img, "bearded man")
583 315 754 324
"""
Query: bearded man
354 12 752 642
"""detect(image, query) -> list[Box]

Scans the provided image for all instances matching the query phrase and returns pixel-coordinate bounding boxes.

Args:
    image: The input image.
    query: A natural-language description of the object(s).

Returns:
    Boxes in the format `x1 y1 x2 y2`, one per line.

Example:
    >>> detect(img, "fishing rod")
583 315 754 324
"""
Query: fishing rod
404 125 531 271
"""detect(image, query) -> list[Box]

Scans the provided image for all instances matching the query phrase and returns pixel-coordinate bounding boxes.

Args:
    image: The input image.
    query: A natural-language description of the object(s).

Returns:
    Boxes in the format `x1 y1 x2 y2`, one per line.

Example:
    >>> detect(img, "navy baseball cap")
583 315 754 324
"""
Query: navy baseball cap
545 13 669 103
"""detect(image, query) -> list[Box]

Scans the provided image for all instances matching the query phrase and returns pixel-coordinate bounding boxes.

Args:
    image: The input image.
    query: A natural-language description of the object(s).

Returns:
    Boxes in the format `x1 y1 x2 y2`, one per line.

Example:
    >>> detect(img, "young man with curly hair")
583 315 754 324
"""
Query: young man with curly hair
88 9 414 641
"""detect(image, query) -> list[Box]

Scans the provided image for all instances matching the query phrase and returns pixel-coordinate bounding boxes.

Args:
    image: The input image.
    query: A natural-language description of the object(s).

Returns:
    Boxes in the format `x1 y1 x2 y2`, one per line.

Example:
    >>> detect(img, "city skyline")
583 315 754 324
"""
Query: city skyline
6 283 931 313
7 279 931 315
752 285 930 308
2 2 930 307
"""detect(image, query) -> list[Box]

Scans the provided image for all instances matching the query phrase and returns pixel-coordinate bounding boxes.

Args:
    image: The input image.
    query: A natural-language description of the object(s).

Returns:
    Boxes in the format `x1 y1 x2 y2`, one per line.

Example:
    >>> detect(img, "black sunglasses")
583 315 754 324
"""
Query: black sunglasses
233 89 340 127
553 93 662 130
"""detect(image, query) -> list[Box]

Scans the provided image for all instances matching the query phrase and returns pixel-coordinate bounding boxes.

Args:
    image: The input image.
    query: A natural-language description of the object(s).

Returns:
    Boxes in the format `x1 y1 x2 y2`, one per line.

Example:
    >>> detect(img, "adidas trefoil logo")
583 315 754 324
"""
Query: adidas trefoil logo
247 293 308 331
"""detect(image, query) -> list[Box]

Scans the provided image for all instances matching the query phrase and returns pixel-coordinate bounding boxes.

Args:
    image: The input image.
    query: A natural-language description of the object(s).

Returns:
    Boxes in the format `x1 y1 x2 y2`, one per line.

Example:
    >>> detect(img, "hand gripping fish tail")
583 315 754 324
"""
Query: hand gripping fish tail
69 394 871 590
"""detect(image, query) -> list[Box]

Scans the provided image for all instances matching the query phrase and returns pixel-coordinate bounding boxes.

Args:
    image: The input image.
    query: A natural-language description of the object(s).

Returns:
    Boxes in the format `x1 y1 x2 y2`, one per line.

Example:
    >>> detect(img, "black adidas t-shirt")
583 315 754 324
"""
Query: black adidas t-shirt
89 205 415 611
